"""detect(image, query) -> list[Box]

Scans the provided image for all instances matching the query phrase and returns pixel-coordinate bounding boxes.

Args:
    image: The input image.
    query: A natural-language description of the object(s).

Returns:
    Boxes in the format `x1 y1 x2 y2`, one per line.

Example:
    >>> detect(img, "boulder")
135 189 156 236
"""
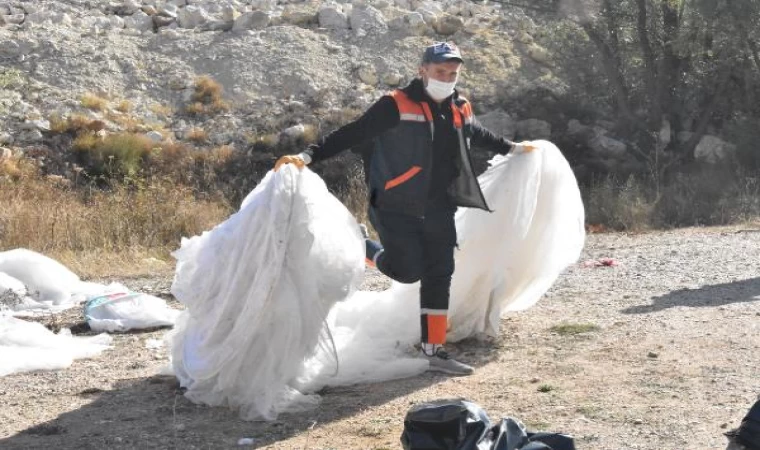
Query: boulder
433 13 464 36
589 133 627 157
318 5 349 30
350 5 387 37
694 135 736 164
232 11 270 31
178 5 210 29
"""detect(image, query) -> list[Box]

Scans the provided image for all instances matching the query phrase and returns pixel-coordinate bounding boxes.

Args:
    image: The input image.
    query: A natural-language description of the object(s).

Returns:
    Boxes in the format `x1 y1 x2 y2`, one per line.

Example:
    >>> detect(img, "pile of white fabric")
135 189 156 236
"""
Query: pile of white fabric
0 249 179 377
0 317 112 377
170 140 585 420
170 165 364 420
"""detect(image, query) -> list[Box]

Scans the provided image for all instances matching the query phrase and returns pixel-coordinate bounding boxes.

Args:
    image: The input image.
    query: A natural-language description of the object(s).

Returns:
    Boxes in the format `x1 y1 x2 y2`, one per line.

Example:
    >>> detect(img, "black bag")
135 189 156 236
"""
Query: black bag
400 399 575 450
728 398 760 450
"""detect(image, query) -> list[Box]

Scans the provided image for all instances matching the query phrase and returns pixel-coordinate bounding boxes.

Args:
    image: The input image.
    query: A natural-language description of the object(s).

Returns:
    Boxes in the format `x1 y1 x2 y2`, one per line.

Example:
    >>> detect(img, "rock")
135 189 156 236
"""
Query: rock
694 135 736 164
516 118 551 139
142 5 158 16
382 71 402 86
516 30 534 44
416 1 443 24
17 129 43 143
567 119 591 136
112 0 141 16
590 133 627 157
178 5 210 29
318 5 349 30
222 5 240 22
0 147 10 159
21 119 51 132
433 14 464 36
526 44 551 65
0 132 13 145
358 65 378 85
153 15 175 28
389 12 427 35
20 3 38 14
0 39 22 58
477 109 516 140
280 124 305 141
146 130 163 142
158 4 179 18
350 5 387 37
3 14 24 25
232 11 269 31
125 11 154 32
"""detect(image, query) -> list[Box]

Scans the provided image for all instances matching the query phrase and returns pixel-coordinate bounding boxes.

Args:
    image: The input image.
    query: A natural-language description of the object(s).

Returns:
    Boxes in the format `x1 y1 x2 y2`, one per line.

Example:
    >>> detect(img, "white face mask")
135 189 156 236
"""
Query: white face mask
425 77 457 101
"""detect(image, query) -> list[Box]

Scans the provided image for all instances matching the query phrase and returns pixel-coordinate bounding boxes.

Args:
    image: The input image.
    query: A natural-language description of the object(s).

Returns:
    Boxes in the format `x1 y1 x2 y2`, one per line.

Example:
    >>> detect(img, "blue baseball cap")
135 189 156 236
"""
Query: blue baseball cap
422 42 463 64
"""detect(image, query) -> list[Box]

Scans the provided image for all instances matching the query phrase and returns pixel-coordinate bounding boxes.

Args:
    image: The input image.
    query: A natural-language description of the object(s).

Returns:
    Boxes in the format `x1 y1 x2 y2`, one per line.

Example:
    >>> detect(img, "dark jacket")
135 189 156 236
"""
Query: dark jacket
305 79 515 217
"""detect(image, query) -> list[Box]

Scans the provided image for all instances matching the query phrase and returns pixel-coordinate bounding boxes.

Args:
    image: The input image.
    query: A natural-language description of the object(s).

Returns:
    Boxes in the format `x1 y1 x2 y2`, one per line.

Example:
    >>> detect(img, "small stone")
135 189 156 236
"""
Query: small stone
647 352 658 358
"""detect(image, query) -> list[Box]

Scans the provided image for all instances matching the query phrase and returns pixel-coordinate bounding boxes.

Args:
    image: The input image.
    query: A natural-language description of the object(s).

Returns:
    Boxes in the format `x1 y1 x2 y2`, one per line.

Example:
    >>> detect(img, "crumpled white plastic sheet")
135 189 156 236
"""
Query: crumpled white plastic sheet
84 289 180 333
0 316 112 377
0 249 114 316
170 140 585 420
169 165 364 421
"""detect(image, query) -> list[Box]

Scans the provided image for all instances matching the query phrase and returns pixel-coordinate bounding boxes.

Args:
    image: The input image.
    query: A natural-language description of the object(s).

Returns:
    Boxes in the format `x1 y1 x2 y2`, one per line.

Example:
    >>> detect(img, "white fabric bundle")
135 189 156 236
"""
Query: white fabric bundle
84 288 180 332
0 249 82 308
171 140 585 419
0 316 112 377
170 165 364 421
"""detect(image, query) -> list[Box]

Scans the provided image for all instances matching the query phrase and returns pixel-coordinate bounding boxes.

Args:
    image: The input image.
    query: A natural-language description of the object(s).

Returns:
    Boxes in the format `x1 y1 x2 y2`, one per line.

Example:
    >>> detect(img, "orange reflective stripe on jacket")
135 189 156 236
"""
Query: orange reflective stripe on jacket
384 165 422 190
390 90 429 122
451 101 472 129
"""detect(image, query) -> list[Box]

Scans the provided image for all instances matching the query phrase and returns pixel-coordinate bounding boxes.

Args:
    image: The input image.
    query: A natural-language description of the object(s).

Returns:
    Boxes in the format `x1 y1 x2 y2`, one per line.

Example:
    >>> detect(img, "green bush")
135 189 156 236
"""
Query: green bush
74 133 155 179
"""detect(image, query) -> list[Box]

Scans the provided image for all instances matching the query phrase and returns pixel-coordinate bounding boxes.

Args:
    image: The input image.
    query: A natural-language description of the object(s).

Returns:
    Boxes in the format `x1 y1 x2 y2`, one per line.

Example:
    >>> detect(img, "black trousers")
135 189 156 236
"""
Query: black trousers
368 206 457 344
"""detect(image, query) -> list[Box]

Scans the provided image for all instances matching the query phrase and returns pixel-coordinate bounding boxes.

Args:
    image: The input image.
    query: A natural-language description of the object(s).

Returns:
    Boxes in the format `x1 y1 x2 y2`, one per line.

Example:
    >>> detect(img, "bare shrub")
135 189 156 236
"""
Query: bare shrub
80 92 109 111
185 76 230 116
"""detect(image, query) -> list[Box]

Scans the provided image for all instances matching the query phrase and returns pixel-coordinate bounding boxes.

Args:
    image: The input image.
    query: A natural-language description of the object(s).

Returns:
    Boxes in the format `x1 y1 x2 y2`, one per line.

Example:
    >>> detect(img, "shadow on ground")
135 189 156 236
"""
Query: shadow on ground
0 338 499 449
622 277 760 314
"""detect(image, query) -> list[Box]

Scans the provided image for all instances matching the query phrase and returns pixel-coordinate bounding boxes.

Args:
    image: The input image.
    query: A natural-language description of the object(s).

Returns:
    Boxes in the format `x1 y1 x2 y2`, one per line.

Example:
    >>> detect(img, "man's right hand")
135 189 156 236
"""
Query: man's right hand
274 154 306 171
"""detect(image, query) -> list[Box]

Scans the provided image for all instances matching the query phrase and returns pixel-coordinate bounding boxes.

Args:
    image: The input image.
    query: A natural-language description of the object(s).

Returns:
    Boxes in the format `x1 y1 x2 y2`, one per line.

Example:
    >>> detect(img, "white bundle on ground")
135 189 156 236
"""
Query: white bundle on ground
84 287 180 332
0 316 112 377
300 140 585 388
170 165 364 421
0 249 83 312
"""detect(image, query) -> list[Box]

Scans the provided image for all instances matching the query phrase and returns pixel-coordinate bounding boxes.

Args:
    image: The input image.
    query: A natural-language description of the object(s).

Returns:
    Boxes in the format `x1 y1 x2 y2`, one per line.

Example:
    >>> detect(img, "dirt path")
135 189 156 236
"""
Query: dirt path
1 226 759 449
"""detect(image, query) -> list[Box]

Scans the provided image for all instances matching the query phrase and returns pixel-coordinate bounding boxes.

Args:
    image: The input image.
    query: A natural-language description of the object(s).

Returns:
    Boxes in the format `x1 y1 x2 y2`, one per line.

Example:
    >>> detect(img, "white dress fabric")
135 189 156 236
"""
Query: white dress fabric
170 141 585 420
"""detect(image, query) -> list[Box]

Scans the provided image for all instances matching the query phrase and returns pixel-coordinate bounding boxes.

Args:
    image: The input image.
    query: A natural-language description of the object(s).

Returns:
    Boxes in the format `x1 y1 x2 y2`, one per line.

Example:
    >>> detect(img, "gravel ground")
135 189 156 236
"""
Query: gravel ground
1 226 759 449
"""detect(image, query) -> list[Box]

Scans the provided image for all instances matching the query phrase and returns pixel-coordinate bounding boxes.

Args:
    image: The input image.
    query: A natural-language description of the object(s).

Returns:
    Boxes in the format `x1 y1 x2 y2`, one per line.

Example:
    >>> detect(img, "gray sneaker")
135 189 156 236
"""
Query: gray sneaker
421 347 474 376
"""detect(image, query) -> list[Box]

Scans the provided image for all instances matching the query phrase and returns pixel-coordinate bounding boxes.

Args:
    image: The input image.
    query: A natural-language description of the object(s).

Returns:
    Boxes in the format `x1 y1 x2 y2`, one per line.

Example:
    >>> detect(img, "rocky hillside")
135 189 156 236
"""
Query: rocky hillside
0 0 565 162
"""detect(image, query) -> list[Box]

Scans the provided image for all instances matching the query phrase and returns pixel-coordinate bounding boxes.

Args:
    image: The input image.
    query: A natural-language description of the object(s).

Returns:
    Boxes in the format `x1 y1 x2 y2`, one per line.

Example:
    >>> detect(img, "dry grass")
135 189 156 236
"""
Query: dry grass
115 100 133 113
187 127 208 143
185 76 231 116
0 164 232 274
80 92 109 111
149 103 174 118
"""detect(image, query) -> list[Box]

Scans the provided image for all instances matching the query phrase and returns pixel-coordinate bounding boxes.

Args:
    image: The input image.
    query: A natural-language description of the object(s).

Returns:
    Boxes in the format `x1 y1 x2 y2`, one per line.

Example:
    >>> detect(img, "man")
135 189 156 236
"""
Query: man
274 42 535 376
